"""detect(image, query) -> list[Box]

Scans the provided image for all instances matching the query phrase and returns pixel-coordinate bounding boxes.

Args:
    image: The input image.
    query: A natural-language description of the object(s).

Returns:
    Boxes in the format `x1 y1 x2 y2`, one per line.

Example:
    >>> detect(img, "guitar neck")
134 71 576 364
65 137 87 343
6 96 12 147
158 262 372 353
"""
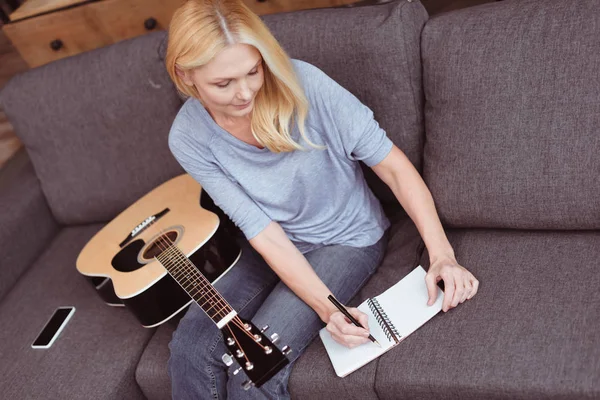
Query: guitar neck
155 244 236 327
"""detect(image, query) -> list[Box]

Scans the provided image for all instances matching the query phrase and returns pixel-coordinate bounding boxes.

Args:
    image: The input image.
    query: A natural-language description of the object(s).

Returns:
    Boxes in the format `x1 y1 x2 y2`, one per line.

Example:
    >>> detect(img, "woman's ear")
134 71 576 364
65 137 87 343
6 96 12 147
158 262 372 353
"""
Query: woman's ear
175 66 193 86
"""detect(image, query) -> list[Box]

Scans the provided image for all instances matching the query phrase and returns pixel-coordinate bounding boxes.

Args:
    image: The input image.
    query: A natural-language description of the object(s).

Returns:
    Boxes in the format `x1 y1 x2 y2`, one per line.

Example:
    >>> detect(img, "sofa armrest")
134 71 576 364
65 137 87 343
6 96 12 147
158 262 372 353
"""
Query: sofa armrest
0 148 59 301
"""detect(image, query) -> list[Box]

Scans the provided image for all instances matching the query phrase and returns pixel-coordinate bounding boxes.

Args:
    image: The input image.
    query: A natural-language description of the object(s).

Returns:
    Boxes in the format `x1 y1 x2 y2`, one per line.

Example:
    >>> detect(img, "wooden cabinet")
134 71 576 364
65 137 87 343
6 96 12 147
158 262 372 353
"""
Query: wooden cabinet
3 0 357 68
3 0 185 68
242 0 357 15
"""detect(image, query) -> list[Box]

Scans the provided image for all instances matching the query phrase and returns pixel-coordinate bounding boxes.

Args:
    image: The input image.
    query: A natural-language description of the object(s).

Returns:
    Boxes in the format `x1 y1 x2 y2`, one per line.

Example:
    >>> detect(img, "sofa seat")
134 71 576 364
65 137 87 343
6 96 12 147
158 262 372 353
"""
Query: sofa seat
374 229 600 400
136 320 178 400
0 224 154 399
134 217 425 400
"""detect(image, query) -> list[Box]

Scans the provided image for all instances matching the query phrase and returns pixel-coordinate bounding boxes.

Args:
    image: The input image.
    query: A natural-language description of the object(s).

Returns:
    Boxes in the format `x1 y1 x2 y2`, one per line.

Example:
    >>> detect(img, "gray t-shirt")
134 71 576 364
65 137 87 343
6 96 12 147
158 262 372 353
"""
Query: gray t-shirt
168 59 392 254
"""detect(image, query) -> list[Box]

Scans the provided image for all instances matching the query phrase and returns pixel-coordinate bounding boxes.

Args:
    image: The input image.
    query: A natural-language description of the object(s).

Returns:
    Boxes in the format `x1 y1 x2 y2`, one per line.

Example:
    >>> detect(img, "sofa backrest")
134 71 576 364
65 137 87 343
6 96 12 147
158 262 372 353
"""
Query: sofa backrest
421 0 600 230
0 31 184 225
0 0 428 225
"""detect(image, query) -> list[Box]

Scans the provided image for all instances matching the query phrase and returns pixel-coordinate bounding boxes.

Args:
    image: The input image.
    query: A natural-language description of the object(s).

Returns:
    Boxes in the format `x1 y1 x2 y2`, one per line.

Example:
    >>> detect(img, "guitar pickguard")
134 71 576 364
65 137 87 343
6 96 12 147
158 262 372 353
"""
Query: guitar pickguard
111 239 146 272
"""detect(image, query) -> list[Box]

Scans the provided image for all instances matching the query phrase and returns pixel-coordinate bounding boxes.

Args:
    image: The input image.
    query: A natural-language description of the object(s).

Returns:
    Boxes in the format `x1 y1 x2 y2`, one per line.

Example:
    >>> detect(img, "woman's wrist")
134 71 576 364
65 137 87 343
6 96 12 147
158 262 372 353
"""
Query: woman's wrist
426 238 456 264
429 250 456 265
315 296 339 324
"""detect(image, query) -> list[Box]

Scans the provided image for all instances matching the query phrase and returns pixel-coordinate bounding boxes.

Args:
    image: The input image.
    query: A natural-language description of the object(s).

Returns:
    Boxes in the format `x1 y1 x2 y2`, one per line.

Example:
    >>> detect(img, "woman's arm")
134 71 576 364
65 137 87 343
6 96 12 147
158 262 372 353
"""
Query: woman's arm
371 145 479 312
249 221 373 348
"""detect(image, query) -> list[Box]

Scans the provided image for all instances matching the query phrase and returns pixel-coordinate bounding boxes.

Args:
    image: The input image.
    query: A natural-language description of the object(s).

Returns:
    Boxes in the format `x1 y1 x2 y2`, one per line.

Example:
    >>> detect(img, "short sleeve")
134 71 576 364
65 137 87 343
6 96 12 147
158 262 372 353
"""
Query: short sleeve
296 61 393 167
168 130 271 240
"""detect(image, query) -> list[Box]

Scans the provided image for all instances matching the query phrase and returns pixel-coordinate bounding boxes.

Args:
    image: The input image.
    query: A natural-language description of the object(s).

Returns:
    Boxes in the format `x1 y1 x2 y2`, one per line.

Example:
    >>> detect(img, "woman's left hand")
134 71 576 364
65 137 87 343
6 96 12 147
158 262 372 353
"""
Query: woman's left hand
425 256 479 312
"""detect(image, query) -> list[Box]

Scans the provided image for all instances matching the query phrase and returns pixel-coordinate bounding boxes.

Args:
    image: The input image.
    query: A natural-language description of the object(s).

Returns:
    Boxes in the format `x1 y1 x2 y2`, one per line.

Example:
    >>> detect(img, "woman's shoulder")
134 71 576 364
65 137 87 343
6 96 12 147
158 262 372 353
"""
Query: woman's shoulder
291 59 331 95
168 97 214 155
291 59 346 107
291 59 321 76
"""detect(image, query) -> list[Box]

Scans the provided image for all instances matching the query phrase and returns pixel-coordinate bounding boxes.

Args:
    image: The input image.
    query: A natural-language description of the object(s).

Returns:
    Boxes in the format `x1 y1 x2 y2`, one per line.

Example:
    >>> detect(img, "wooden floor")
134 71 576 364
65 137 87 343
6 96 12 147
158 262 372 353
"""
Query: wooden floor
0 24 28 167
0 0 494 169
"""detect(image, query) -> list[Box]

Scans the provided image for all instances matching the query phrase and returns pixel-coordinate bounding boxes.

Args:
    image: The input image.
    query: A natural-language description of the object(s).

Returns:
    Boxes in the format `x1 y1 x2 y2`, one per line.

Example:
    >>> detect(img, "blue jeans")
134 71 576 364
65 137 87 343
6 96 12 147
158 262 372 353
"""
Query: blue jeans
168 234 387 400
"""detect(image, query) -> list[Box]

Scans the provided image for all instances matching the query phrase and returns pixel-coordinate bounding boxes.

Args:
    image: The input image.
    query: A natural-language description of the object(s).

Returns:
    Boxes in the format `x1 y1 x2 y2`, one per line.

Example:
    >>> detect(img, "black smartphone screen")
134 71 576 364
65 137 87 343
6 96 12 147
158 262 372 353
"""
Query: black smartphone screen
32 307 75 348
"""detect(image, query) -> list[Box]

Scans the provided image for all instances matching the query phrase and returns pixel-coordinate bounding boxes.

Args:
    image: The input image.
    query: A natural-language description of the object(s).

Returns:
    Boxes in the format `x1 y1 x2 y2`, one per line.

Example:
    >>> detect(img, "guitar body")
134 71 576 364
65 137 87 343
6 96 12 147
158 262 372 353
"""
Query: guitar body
77 174 291 388
76 174 241 327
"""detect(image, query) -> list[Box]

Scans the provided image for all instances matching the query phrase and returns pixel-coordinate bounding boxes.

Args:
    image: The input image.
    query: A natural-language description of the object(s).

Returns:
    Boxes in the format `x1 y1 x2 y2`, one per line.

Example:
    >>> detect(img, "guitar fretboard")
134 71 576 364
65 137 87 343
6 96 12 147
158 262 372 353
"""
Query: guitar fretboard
155 244 234 325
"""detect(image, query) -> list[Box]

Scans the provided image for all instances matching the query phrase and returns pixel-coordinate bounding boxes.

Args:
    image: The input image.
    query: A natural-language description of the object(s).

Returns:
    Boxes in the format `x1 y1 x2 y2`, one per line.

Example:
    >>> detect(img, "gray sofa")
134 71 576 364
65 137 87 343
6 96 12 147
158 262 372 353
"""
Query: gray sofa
1 0 598 398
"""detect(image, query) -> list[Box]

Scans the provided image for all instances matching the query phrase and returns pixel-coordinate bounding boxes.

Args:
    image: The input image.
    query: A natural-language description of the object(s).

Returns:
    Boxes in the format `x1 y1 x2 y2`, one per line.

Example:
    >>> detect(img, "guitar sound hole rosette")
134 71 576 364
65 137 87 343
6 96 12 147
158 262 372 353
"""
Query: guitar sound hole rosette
138 226 184 263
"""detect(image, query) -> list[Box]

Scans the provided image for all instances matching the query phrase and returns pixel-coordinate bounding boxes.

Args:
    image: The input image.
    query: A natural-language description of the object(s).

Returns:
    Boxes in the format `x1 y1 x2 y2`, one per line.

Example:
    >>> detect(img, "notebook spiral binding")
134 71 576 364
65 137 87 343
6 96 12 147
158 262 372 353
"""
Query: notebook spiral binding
367 298 401 343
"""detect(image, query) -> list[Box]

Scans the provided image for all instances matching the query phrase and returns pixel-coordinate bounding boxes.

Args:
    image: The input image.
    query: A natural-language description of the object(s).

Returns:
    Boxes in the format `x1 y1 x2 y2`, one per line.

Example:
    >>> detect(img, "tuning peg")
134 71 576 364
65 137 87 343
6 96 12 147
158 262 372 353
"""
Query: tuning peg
260 325 269 333
270 333 280 344
282 345 292 355
233 366 243 375
243 323 252 331
245 361 254 371
221 353 234 367
235 349 244 358
226 337 235 346
242 380 254 391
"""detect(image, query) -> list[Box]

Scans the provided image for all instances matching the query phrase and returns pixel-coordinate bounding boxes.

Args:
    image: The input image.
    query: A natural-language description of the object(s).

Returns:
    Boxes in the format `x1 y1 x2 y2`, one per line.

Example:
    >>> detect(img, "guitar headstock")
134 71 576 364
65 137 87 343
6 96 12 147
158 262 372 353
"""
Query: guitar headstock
220 317 290 390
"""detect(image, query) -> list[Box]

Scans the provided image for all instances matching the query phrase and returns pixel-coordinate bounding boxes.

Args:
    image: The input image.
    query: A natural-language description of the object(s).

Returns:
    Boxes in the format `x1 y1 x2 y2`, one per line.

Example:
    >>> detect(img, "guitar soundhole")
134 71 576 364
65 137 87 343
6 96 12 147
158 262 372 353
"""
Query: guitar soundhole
143 231 179 260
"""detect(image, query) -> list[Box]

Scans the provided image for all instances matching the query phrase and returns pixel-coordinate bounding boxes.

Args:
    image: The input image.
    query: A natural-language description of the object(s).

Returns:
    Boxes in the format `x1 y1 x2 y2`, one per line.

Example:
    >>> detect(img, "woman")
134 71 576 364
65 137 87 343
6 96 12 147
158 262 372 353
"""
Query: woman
165 0 479 399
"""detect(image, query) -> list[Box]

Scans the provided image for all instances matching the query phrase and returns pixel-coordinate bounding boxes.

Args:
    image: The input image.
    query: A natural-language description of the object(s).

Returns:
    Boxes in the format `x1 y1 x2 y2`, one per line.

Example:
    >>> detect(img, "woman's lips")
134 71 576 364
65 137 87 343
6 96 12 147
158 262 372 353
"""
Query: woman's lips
233 100 252 109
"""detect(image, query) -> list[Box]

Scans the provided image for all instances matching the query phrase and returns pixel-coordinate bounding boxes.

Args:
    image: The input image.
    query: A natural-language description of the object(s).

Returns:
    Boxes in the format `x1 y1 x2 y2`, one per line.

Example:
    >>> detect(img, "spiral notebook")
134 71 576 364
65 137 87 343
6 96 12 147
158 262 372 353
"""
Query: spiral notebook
319 266 444 377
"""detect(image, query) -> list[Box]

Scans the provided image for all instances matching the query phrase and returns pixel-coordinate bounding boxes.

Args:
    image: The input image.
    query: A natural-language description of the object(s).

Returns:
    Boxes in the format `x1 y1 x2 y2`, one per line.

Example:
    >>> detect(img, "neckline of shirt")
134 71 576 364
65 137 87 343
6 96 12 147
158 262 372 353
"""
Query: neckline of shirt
191 98 269 153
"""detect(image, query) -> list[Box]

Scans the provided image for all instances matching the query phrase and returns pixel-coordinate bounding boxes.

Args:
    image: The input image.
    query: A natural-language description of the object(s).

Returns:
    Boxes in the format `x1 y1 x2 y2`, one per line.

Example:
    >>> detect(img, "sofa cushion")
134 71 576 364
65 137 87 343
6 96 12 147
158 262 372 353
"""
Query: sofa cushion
0 31 184 225
135 320 178 400
0 224 153 399
0 148 59 302
421 0 600 229
375 229 600 399
263 0 428 208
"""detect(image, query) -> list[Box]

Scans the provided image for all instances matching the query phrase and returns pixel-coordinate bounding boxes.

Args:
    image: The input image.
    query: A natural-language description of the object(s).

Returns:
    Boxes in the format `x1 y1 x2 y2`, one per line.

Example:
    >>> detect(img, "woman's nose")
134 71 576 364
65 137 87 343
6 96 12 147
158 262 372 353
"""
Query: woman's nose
237 80 252 100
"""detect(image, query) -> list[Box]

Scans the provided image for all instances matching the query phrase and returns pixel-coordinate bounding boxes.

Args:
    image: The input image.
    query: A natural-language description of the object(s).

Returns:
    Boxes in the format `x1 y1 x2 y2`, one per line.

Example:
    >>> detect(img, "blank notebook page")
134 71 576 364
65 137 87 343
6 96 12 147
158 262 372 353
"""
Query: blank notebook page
319 266 444 377
374 266 443 338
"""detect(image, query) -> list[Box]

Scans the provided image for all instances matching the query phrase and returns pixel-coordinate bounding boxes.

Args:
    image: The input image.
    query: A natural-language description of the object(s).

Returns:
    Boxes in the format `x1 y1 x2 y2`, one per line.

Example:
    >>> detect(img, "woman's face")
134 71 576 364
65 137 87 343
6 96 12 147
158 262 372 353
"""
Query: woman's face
179 44 264 119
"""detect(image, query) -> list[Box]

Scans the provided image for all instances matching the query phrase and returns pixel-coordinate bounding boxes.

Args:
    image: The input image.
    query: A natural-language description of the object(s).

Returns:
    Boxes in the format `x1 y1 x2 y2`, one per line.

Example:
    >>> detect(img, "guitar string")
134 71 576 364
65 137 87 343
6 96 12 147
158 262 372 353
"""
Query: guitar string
154 229 268 348
156 240 229 315
149 227 229 318
154 234 267 353
150 227 267 348
226 323 251 366
153 230 254 333
154 228 238 317
154 244 229 318
154 232 262 341
152 230 232 319
152 227 231 315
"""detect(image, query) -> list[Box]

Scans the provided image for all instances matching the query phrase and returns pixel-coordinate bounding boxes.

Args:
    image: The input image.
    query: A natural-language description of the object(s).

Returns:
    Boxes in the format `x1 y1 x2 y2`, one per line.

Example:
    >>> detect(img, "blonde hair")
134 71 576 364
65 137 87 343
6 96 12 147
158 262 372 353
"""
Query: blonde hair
166 0 320 153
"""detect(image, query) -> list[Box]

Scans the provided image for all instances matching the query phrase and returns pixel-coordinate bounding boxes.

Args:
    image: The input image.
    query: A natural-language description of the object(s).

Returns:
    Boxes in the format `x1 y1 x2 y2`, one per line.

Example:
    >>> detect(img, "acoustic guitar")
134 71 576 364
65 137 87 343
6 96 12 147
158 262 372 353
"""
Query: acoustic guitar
77 174 240 327
76 174 290 389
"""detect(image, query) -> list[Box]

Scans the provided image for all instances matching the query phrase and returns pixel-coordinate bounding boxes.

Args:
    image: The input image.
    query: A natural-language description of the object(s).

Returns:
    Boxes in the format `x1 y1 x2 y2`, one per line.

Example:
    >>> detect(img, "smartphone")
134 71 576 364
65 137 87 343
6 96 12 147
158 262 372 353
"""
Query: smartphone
31 306 76 349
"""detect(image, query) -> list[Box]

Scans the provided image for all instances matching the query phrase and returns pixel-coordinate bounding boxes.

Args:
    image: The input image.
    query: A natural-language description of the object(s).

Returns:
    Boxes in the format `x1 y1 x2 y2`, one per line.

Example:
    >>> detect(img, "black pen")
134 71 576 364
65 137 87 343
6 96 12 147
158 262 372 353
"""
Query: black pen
327 294 381 347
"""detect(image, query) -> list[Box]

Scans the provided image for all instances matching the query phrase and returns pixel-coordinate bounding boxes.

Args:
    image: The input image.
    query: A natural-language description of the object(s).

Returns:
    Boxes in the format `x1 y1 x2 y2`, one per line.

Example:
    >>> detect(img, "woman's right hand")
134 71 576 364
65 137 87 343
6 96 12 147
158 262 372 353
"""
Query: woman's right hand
325 308 372 348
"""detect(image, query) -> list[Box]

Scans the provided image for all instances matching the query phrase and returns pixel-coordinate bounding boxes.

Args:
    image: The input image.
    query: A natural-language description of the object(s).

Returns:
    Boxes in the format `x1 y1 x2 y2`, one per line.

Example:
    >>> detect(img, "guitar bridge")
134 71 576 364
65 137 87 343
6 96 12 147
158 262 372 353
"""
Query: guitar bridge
119 208 170 248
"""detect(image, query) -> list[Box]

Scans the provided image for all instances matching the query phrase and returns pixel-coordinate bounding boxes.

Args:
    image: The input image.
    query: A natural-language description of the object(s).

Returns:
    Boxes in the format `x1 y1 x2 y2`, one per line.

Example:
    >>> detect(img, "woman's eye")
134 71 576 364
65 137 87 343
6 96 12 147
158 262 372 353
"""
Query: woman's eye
248 69 258 76
216 81 230 88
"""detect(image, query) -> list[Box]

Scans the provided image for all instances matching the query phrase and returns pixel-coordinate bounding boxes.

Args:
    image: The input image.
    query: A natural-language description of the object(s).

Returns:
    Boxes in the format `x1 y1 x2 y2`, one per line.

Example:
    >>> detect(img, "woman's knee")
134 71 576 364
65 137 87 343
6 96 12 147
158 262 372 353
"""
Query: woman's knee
168 310 226 399
169 306 222 366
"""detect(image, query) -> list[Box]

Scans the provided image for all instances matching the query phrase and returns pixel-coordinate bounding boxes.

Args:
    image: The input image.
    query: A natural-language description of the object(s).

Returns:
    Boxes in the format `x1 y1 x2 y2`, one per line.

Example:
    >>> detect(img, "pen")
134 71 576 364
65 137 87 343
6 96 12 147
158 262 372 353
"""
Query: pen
327 294 381 347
